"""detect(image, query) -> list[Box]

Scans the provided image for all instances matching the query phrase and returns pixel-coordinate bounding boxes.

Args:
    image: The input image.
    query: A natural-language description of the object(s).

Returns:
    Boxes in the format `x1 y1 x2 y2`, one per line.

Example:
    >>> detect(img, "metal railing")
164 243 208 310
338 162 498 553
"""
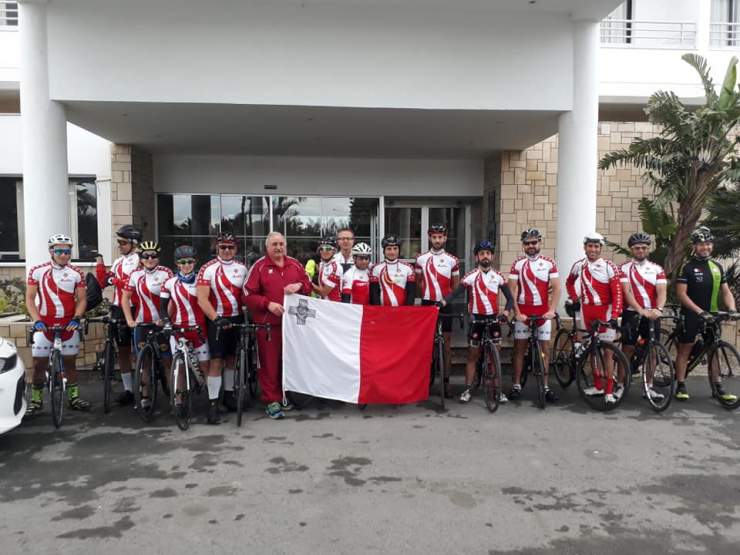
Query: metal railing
710 22 740 49
600 19 696 49
0 1 18 27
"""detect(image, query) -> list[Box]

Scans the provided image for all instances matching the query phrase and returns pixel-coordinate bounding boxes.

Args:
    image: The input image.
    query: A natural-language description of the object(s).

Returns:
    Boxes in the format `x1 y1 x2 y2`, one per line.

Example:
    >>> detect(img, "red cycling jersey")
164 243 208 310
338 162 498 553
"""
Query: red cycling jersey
461 268 506 316
415 249 460 301
124 266 174 323
319 259 343 302
566 257 623 314
509 255 558 316
27 261 86 324
619 259 666 310
96 252 140 307
197 257 248 317
161 275 205 327
370 260 415 306
341 266 371 305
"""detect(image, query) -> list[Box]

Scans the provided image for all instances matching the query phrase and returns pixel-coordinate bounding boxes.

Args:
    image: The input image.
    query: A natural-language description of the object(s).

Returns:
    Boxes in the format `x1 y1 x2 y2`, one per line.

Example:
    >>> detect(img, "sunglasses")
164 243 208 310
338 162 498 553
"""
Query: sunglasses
52 248 72 256
141 253 159 260
319 246 335 252
177 258 196 265
523 241 539 246
218 245 236 251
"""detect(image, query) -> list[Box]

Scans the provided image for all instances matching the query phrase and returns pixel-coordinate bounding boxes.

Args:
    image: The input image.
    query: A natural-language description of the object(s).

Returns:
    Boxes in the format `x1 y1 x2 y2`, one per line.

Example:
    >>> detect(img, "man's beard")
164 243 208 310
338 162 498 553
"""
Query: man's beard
479 260 491 269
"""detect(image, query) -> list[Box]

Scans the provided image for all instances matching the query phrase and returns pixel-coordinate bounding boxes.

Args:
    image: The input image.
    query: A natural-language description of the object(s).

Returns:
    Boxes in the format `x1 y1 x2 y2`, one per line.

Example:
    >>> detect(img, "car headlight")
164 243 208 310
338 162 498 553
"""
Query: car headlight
0 354 18 374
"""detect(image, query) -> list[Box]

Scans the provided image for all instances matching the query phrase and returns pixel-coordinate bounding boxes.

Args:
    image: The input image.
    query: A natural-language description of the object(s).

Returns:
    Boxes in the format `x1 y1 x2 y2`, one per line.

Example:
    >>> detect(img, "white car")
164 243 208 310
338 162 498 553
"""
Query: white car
0 337 26 435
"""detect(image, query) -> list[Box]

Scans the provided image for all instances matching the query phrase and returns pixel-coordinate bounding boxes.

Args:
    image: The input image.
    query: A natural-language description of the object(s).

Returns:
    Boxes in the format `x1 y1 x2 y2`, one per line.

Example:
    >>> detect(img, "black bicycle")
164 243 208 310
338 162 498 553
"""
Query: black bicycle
551 314 578 389
664 311 740 410
626 316 675 412
473 316 508 413
228 320 271 427
28 325 68 428
518 315 555 409
85 315 123 414
430 308 465 409
132 323 170 422
575 320 631 412
169 325 206 430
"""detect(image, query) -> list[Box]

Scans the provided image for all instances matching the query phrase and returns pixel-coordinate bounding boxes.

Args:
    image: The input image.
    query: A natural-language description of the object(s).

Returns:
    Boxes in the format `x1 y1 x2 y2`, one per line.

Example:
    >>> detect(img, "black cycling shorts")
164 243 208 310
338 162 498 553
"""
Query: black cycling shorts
422 299 453 333
110 305 133 347
206 315 243 359
621 310 661 346
468 314 501 347
677 310 702 344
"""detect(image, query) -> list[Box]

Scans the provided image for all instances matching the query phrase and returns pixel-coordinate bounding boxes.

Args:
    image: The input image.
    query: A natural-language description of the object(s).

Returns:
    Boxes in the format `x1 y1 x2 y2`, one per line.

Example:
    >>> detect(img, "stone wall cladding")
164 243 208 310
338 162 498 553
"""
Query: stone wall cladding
109 144 155 243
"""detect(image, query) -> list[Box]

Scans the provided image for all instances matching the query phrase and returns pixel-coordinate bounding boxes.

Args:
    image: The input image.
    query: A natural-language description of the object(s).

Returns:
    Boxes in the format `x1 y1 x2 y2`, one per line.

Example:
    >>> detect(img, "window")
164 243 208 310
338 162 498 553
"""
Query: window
0 178 20 259
0 2 18 26
712 0 740 47
601 1 634 45
71 178 99 261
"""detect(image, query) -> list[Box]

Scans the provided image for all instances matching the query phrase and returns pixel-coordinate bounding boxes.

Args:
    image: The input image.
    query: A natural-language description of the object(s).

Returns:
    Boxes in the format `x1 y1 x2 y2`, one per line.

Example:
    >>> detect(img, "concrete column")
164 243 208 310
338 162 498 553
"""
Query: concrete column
556 19 599 283
19 0 70 271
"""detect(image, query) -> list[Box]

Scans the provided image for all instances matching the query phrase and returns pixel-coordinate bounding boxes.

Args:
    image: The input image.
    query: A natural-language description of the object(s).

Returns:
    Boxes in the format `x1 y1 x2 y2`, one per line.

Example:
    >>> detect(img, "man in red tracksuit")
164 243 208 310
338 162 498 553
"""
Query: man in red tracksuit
243 232 312 419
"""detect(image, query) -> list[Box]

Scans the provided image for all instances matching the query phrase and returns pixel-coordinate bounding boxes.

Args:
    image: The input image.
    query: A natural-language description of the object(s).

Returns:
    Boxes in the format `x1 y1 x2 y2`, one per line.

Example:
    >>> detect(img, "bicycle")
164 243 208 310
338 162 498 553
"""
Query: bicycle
625 315 675 412
27 325 68 428
168 325 207 431
663 311 740 410
517 315 555 409
226 320 271 427
551 314 578 389
429 308 465 409
574 319 631 412
472 316 508 413
132 323 171 422
85 315 124 414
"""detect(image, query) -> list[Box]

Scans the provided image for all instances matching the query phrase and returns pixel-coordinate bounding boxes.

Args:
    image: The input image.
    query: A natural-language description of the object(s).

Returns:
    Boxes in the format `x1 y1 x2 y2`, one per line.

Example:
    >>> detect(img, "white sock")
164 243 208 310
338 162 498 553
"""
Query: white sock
121 373 133 392
223 369 235 392
207 376 222 400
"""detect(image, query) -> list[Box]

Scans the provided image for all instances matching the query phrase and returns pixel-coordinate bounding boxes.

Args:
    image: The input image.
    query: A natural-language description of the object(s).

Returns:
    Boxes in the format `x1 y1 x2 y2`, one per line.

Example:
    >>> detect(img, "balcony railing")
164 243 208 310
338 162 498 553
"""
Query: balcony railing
710 22 740 49
0 1 18 27
600 19 696 49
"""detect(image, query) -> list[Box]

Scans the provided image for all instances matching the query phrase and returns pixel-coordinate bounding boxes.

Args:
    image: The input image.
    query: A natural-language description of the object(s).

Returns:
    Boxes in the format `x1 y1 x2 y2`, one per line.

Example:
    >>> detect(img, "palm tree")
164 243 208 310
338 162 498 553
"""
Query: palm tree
599 54 740 279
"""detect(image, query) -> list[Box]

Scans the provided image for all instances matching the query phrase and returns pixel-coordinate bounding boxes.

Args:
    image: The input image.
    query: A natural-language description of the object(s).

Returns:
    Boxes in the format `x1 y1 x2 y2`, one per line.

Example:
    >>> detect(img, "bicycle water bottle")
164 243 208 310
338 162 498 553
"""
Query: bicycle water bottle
573 342 584 359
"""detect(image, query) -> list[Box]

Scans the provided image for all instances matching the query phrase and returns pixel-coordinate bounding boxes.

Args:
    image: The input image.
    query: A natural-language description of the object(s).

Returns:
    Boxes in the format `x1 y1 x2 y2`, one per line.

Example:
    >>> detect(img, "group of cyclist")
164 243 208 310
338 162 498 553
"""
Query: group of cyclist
23 217 738 424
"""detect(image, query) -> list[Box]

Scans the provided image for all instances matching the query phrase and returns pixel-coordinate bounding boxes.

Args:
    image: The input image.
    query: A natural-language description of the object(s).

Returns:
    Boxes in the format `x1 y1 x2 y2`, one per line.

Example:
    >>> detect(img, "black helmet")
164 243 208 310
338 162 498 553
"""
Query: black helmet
116 224 142 243
216 233 237 245
317 236 337 251
428 224 448 236
474 239 494 255
628 232 652 247
521 228 542 242
382 235 401 248
691 226 713 244
174 245 197 260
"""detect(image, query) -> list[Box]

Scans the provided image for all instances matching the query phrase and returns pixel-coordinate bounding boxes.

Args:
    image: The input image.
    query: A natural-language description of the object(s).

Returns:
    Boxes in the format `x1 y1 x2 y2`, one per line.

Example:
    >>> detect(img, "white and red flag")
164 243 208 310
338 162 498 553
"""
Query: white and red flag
282 294 437 404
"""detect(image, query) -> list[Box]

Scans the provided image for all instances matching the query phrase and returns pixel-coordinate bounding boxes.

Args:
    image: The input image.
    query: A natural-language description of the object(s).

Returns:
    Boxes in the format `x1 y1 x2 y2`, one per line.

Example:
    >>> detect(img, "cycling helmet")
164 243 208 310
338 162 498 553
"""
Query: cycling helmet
628 232 652 247
216 233 237 245
139 241 161 253
351 242 372 256
381 235 401 248
428 224 448 236
317 236 337 251
691 226 713 244
116 224 142 244
474 239 494 255
174 245 197 260
521 228 542 242
48 233 73 247
583 232 605 246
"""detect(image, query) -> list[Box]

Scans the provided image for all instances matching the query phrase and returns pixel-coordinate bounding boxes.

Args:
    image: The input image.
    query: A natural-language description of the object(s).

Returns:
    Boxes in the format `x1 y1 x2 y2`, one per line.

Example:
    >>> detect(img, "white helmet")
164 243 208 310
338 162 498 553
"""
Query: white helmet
352 242 372 256
583 232 605 246
48 233 73 247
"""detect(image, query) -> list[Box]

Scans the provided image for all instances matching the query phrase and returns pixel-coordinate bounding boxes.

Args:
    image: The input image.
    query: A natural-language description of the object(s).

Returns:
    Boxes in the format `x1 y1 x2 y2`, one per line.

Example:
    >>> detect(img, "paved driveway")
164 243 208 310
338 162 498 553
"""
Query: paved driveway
0 376 738 554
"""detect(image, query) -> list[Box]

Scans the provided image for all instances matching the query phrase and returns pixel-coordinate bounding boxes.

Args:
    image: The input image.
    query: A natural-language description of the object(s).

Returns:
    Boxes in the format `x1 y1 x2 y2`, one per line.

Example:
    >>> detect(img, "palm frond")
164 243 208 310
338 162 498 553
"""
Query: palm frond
682 53 718 105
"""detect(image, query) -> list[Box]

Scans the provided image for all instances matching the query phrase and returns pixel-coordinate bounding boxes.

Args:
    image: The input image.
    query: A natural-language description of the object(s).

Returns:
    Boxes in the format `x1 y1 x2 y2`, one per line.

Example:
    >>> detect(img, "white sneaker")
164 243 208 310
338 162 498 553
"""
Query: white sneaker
499 393 509 404
583 386 604 396
459 388 472 403
605 393 616 404
613 385 624 401
646 387 665 401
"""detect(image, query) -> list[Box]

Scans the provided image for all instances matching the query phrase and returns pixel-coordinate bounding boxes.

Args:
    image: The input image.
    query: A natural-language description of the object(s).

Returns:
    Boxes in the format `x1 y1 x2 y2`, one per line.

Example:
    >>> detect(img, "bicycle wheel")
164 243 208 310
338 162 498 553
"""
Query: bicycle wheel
643 341 674 412
552 328 575 388
520 351 530 390
664 332 678 365
708 341 740 410
172 352 192 431
235 345 247 427
50 350 65 429
531 344 546 410
102 340 115 414
247 336 259 400
482 342 501 413
577 342 631 412
435 339 446 409
134 344 157 422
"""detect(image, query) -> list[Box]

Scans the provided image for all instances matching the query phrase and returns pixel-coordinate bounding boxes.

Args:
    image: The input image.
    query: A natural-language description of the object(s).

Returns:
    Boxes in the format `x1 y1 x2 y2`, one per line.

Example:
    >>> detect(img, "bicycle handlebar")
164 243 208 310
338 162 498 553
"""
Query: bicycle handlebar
217 321 272 342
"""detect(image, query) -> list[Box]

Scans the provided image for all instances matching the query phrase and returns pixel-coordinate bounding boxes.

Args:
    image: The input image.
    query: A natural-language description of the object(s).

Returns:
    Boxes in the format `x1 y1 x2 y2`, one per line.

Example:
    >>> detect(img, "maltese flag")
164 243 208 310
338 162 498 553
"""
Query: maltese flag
282 294 438 404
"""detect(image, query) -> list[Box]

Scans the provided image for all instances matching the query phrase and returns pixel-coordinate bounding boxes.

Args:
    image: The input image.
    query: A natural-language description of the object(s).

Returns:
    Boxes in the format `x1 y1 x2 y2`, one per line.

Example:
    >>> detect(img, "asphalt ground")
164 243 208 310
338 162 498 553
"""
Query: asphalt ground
0 374 738 555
